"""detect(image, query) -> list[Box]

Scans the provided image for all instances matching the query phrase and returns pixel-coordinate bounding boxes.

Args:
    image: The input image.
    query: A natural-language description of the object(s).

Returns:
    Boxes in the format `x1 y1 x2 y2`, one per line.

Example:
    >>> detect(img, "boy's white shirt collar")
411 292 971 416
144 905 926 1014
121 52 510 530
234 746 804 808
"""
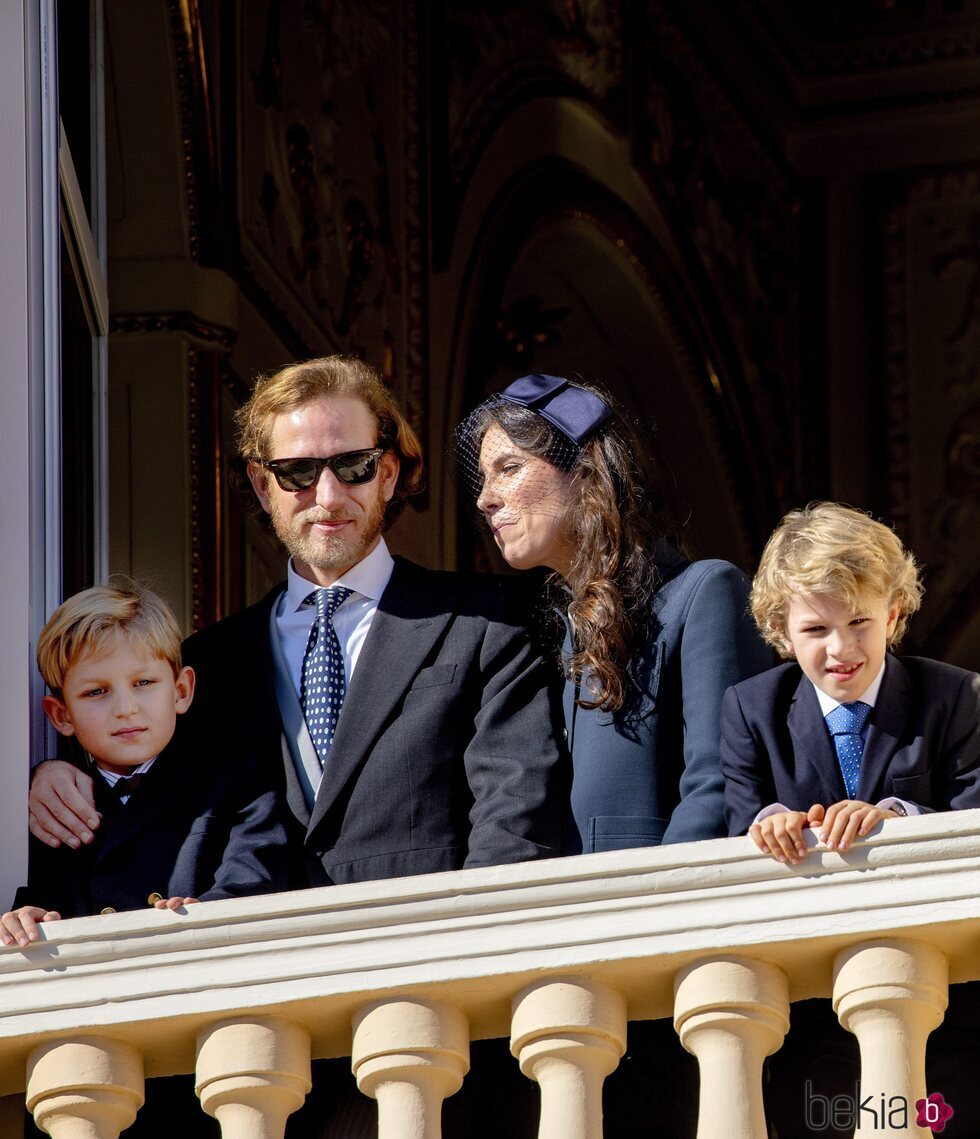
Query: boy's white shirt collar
283 537 394 611
810 658 888 718
97 757 157 787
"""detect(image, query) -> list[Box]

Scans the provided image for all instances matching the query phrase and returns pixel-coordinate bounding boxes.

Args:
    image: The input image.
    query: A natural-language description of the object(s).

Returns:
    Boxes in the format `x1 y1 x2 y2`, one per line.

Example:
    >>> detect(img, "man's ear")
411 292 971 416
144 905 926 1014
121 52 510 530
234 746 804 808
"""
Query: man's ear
173 666 195 715
247 462 273 514
380 451 400 504
42 695 76 737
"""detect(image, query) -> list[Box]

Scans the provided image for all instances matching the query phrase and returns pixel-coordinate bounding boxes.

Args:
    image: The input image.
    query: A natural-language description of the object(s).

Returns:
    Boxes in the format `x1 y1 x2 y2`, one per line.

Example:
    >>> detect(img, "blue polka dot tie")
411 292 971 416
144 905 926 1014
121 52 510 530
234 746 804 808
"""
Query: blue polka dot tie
825 701 872 799
300 587 352 767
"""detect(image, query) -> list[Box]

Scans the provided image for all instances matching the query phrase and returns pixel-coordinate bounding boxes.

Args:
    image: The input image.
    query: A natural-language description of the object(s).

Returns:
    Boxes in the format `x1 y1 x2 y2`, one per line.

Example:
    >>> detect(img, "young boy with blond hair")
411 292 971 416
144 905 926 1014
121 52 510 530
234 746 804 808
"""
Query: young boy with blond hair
722 502 980 863
2 582 287 947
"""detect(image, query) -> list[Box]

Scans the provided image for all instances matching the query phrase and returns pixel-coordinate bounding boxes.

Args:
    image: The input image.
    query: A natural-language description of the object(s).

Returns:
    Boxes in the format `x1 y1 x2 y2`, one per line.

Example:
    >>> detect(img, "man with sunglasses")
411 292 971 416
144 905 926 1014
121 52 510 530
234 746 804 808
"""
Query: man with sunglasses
28 355 564 891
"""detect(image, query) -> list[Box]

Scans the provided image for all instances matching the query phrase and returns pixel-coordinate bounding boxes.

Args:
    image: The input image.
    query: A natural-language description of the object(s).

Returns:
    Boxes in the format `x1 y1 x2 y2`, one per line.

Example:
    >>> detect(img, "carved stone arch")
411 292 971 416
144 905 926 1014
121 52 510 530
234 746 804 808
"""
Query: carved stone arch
438 97 775 573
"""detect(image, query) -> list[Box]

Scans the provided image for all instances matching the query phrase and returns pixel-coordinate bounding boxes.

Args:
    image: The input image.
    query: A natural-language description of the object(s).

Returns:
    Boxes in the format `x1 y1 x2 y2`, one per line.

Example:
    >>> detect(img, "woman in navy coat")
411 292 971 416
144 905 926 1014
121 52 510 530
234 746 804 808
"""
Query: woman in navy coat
457 374 771 854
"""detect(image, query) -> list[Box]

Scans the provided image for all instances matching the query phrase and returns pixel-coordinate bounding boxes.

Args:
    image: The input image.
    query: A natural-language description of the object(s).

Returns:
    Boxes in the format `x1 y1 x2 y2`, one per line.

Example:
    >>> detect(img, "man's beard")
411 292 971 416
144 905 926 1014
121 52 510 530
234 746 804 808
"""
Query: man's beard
268 484 388 574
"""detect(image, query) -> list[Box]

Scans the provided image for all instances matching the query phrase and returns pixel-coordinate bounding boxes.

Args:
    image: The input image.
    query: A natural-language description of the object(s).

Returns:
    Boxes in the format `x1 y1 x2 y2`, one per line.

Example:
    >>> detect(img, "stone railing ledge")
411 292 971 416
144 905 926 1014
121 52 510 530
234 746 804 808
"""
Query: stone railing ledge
1 808 980 1093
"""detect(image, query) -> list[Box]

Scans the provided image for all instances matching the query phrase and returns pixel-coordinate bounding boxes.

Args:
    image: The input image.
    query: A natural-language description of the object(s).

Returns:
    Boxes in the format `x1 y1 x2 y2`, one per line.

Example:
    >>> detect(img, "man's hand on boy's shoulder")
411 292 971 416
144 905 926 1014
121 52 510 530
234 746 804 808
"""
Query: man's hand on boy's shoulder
1 905 61 947
28 760 100 848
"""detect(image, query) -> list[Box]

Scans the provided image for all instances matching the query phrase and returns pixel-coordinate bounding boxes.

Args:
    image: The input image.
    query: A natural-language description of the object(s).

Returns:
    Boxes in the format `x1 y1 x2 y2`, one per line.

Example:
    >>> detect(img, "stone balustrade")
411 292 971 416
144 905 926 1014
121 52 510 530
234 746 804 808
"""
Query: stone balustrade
4 809 980 1137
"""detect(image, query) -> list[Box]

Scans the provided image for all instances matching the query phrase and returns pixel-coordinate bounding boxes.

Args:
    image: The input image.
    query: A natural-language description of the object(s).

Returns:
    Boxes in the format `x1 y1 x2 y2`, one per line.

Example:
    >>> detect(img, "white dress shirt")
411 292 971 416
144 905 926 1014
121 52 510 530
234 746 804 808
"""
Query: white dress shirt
810 659 886 721
274 538 395 698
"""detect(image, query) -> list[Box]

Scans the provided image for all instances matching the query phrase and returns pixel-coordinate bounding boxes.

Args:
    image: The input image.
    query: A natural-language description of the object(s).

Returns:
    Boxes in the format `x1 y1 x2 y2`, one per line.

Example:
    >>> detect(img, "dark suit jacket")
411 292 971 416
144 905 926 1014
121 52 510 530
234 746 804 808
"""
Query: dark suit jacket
182 557 564 887
564 545 773 853
14 726 289 916
722 654 980 836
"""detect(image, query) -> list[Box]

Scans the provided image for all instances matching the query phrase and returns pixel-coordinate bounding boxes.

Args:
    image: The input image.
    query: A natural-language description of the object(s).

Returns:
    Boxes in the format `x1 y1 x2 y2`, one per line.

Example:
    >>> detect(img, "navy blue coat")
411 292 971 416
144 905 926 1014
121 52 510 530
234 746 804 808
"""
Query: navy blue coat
564 544 772 853
721 654 980 836
14 726 289 917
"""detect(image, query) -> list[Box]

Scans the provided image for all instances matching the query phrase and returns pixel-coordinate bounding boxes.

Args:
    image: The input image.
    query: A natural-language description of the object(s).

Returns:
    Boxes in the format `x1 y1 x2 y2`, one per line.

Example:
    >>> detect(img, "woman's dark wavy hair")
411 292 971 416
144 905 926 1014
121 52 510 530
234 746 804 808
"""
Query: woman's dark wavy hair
473 389 667 713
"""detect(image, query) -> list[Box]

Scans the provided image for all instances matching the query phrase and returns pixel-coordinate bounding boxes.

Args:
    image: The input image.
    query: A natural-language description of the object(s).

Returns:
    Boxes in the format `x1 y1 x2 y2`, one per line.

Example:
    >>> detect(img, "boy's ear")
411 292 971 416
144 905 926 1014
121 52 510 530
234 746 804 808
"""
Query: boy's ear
885 599 902 642
42 695 76 737
174 666 195 715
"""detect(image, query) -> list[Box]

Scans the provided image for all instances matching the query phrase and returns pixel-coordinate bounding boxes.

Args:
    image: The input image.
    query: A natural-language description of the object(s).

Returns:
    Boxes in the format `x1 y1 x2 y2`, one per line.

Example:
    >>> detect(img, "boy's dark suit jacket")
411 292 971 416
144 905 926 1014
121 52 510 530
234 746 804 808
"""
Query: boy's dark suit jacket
722 654 980 836
181 557 564 889
14 729 288 916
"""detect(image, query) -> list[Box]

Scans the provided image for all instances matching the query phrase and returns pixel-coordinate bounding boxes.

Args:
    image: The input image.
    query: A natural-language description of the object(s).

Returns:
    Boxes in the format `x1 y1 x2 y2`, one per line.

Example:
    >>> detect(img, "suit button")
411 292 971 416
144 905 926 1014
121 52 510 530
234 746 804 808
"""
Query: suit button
99 906 116 915
147 893 163 905
562 728 568 740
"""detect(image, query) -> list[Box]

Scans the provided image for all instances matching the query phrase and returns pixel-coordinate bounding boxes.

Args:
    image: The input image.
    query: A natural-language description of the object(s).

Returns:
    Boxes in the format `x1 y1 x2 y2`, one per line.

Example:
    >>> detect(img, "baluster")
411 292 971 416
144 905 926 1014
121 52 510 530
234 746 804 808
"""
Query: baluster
674 956 789 1139
834 938 947 1138
511 977 627 1139
352 997 469 1139
196 1016 312 1138
27 1036 143 1139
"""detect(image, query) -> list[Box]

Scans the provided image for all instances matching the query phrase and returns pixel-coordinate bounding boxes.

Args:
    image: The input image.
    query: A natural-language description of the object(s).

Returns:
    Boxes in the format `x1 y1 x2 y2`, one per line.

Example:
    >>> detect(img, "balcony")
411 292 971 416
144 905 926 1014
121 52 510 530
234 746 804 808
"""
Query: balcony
2 809 979 1138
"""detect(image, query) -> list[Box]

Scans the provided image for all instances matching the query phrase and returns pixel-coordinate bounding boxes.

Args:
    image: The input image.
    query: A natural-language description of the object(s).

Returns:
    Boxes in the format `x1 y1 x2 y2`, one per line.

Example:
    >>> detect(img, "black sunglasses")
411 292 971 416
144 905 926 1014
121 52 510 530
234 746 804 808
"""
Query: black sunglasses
260 448 385 491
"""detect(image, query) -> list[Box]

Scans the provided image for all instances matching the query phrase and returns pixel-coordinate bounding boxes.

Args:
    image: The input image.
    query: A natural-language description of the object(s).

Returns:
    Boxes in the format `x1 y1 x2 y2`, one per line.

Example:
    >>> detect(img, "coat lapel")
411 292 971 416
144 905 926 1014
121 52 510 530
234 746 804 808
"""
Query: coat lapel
857 656 912 801
279 724 314 829
241 588 285 752
788 672 848 804
307 559 453 835
238 586 313 829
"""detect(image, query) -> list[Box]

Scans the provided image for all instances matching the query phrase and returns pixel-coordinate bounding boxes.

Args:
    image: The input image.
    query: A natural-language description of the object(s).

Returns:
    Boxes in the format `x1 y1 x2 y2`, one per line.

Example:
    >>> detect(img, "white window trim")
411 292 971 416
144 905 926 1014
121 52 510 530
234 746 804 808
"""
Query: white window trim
28 0 63 761
0 0 60 902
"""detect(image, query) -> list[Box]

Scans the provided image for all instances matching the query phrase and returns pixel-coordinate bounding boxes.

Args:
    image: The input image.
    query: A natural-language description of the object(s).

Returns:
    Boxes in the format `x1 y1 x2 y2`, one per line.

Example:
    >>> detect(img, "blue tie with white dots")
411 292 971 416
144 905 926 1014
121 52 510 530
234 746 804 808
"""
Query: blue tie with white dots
300 586 352 767
825 701 872 799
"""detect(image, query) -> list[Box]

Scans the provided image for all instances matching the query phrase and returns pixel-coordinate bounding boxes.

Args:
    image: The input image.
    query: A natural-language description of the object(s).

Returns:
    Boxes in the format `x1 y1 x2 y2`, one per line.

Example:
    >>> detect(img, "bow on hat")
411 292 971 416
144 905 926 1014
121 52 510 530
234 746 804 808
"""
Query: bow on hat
498 374 614 446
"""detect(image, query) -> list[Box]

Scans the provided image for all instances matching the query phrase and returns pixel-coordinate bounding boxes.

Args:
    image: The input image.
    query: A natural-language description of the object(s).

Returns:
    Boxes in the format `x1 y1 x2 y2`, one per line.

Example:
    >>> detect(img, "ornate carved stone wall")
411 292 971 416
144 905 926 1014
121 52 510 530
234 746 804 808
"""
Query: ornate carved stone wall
880 168 980 661
442 0 626 189
103 0 980 662
637 1 810 533
236 0 424 414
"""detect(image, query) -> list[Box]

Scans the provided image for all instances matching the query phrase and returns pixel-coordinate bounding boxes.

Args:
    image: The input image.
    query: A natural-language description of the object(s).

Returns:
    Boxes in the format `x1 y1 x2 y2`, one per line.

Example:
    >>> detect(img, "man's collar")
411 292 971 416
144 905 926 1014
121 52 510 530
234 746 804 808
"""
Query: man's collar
811 657 888 718
284 538 394 611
